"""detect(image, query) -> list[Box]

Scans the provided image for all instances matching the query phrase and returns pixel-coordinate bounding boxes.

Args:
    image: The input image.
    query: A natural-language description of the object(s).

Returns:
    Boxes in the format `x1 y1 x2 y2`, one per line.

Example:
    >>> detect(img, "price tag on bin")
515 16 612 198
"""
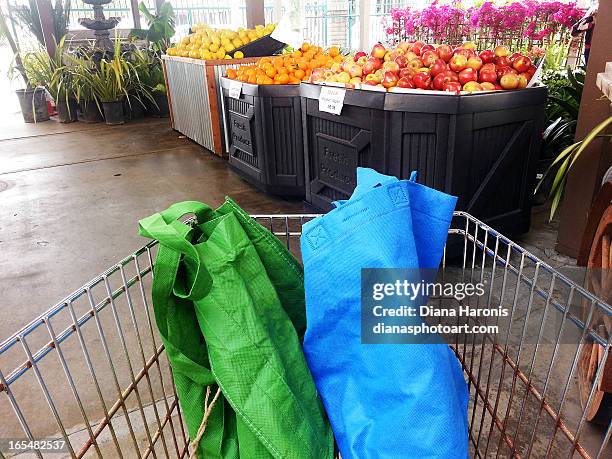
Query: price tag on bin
229 80 242 99
319 86 346 115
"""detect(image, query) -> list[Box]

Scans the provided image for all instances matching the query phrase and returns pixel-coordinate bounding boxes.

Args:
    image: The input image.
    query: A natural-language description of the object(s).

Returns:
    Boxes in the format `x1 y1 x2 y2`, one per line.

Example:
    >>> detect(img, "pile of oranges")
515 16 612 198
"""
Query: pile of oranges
226 43 343 85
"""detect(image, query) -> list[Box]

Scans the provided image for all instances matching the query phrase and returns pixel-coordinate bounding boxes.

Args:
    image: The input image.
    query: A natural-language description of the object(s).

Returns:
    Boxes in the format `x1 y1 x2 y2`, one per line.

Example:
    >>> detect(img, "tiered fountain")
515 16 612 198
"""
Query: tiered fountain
79 0 121 51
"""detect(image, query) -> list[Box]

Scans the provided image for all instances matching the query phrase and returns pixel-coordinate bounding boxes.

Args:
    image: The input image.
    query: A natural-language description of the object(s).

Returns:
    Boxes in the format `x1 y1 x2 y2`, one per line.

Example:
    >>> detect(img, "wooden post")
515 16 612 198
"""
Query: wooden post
245 0 265 28
130 0 141 29
556 1 612 257
35 0 56 56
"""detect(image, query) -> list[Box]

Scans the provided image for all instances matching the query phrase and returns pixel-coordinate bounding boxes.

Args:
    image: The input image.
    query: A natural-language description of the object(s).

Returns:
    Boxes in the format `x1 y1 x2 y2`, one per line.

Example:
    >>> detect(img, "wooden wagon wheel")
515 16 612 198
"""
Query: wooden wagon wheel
578 197 612 424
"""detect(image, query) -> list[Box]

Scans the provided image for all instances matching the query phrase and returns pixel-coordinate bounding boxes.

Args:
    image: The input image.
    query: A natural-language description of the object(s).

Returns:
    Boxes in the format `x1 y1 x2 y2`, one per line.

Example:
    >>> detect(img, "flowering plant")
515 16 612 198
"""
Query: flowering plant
385 1 584 50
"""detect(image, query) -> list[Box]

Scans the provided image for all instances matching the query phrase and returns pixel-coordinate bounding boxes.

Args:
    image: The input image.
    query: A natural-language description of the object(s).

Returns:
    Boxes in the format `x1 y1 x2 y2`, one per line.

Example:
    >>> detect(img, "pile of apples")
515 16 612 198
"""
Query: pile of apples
310 41 538 93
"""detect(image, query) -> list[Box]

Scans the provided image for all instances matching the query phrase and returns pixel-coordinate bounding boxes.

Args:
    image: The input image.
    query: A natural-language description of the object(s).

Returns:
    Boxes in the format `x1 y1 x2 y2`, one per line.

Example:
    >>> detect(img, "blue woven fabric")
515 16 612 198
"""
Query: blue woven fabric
301 168 468 459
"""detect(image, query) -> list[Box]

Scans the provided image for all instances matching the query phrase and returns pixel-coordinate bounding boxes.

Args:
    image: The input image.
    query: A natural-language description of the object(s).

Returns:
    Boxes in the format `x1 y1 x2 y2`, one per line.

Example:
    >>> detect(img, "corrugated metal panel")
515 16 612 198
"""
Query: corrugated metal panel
163 56 255 155
213 62 247 154
164 57 214 151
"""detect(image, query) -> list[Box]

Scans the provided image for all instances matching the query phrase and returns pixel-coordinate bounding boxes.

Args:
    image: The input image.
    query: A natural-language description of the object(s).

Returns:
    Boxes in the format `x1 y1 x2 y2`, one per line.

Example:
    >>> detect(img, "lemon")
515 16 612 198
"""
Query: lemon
209 42 220 53
221 38 231 47
224 55 232 59
234 51 244 59
225 43 235 52
181 36 190 45
188 50 198 58
232 38 243 48
211 35 221 45
166 47 176 56
216 50 225 59
202 51 213 60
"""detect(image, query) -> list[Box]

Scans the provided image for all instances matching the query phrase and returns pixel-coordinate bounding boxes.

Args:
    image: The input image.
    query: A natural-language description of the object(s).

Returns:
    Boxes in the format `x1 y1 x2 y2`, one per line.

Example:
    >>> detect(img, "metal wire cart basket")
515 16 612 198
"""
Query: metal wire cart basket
0 212 610 458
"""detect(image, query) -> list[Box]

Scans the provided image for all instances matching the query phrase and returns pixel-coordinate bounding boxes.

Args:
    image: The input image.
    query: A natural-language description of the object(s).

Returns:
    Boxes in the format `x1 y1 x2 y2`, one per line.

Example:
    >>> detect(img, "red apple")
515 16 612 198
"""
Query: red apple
500 73 519 90
509 52 522 63
396 77 415 89
363 79 378 86
429 59 448 77
348 64 363 78
479 49 495 64
513 55 532 73
354 51 367 62
449 54 468 72
371 43 386 59
527 65 537 77
412 71 432 89
421 50 439 67
436 44 453 62
480 82 496 90
367 57 383 70
382 70 399 88
463 81 483 92
466 56 483 71
356 56 367 65
443 81 462 94
459 68 478 85
517 73 528 89
397 41 411 52
496 66 516 79
494 84 503 90
383 51 393 62
362 61 376 76
399 67 416 79
494 46 510 57
394 54 408 68
453 48 472 59
479 68 498 84
383 61 400 73
411 41 425 55
481 63 496 73
494 56 511 67
420 44 435 54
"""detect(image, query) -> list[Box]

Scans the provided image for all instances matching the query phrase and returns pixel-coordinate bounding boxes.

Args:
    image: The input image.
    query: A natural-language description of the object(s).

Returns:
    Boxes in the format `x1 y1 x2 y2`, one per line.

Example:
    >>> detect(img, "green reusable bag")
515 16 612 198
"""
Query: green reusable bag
138 199 334 459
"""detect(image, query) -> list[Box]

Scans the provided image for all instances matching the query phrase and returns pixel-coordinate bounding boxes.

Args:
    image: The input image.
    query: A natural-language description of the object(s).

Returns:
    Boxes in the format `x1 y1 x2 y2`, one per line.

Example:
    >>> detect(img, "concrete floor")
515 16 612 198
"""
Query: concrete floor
0 117 608 458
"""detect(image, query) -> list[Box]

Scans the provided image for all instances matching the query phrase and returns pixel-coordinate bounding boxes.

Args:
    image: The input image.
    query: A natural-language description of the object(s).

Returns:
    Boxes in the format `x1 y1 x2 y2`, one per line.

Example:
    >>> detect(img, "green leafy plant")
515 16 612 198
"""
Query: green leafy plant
1 2 27 85
22 37 75 109
129 1 175 53
536 116 612 220
11 0 71 46
71 38 153 108
541 67 585 160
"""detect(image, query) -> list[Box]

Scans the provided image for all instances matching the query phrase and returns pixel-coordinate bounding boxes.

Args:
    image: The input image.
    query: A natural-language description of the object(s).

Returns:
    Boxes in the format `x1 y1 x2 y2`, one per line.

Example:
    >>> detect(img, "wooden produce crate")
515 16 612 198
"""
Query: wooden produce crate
162 55 259 156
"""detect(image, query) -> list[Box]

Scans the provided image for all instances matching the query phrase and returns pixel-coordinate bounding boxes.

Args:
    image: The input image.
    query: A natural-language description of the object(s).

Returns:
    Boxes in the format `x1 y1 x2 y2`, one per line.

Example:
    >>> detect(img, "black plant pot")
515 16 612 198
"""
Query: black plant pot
78 101 104 123
123 98 146 121
102 100 125 125
16 88 50 123
150 92 169 118
57 98 79 123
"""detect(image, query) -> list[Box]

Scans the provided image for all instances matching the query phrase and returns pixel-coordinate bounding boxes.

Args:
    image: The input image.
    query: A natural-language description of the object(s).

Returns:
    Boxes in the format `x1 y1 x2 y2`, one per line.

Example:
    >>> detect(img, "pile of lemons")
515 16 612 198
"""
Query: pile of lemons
167 23 276 60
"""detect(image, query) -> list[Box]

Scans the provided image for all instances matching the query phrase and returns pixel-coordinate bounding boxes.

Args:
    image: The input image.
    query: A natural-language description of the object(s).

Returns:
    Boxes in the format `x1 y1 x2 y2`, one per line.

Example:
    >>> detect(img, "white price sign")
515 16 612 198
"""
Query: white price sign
318 86 346 115
229 80 242 99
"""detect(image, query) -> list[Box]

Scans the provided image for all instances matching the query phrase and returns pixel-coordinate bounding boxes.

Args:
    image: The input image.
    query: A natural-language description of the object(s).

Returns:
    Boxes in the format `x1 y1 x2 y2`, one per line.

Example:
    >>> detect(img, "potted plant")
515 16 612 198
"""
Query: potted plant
23 38 78 123
1 3 49 123
73 39 145 125
129 48 168 117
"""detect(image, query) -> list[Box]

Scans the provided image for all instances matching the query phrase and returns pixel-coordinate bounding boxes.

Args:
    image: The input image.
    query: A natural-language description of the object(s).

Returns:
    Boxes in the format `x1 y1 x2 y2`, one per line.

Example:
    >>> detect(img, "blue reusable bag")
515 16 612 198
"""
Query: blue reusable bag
301 168 468 458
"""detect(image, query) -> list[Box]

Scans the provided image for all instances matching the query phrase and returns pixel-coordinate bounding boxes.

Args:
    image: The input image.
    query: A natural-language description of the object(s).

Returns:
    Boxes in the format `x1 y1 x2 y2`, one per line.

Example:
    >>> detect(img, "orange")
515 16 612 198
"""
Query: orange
263 76 274 84
265 66 277 78
294 69 305 79
238 74 249 82
247 75 257 84
329 46 339 57
272 56 284 68
289 76 301 84
277 73 290 84
226 68 237 79
301 42 311 52
278 67 288 74
256 74 267 85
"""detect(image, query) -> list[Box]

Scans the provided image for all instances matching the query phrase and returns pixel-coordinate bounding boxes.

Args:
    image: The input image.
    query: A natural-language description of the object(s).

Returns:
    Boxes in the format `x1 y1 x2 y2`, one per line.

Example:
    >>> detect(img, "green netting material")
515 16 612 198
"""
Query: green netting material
138 199 334 459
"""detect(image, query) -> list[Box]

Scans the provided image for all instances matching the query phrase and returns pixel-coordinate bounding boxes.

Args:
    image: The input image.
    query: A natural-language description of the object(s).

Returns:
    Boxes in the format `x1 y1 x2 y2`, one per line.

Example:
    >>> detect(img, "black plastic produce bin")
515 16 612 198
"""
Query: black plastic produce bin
300 83 386 210
220 77 304 196
233 35 286 58
300 84 547 235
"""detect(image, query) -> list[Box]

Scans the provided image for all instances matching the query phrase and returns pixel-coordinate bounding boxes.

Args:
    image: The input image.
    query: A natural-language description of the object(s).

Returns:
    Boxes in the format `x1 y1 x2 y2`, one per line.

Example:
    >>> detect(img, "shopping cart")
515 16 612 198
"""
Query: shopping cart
0 212 610 458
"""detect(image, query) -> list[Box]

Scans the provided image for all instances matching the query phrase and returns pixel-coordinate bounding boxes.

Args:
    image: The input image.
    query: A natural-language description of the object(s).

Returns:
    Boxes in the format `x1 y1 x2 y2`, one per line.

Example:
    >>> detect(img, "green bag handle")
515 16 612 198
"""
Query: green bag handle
139 201 214 301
